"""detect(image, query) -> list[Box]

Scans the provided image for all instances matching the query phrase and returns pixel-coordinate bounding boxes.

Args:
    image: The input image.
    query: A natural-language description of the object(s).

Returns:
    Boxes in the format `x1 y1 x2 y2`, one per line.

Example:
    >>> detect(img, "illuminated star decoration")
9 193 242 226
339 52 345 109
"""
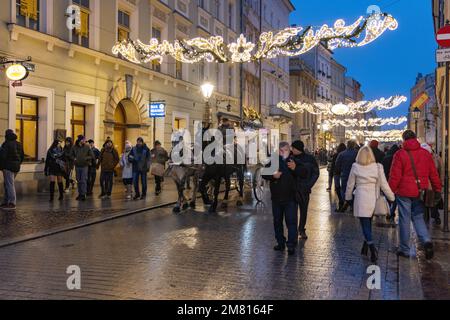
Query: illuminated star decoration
112 12 398 64
277 96 407 116
324 116 408 128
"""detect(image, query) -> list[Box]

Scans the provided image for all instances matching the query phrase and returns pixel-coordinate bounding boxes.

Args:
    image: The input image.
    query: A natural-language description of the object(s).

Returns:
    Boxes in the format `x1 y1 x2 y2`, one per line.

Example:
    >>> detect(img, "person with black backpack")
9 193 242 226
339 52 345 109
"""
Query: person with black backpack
0 129 24 210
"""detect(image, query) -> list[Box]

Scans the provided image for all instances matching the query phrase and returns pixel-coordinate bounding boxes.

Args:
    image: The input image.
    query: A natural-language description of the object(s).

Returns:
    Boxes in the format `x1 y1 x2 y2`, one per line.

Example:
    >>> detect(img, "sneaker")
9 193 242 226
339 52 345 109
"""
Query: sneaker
126 195 132 200
424 242 434 260
98 194 106 199
133 195 141 200
0 203 9 209
80 195 87 201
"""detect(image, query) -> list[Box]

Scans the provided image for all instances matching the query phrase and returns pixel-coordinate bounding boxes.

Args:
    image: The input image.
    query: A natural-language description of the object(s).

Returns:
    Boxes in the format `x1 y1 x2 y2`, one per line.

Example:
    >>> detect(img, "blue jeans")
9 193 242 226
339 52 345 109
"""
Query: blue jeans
359 218 373 245
396 196 431 254
272 201 298 249
133 171 147 196
75 166 88 196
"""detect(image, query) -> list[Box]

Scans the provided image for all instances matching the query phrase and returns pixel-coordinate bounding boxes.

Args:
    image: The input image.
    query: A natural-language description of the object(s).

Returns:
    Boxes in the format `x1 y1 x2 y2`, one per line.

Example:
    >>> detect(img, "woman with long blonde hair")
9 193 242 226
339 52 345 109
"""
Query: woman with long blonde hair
345 146 395 263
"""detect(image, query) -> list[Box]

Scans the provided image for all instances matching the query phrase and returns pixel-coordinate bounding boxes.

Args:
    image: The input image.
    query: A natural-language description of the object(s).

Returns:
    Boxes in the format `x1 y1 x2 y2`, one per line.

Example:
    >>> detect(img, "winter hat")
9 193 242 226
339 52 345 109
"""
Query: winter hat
369 140 379 149
421 143 432 154
291 140 305 153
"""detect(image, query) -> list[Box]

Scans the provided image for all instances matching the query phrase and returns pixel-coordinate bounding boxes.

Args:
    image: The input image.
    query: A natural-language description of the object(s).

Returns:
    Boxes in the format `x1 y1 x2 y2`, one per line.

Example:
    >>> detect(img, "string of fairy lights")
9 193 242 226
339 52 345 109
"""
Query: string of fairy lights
277 95 407 116
112 12 398 64
345 128 406 142
323 116 407 129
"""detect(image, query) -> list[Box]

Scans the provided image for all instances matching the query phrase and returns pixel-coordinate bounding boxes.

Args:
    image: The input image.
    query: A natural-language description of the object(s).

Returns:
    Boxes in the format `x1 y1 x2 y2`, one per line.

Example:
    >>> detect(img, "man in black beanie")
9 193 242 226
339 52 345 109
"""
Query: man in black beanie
289 140 320 240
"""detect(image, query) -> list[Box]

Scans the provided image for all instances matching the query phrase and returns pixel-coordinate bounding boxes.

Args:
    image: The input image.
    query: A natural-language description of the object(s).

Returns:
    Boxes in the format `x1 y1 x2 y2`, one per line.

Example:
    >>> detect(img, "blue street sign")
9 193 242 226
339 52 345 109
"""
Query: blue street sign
150 101 165 118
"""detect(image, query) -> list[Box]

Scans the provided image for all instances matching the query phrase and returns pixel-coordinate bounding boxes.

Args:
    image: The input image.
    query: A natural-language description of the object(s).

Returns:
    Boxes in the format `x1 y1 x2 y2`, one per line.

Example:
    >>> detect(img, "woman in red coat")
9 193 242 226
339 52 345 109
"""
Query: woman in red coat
388 130 442 260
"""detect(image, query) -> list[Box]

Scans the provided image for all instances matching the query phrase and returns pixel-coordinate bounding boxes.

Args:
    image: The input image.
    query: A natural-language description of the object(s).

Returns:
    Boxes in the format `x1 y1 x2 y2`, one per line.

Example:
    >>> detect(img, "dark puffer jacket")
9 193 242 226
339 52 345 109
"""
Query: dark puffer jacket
0 130 24 173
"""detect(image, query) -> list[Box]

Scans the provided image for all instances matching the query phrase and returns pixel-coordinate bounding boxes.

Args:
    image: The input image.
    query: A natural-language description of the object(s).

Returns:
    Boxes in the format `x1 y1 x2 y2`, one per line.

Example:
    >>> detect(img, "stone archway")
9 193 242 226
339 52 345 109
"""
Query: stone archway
104 76 151 143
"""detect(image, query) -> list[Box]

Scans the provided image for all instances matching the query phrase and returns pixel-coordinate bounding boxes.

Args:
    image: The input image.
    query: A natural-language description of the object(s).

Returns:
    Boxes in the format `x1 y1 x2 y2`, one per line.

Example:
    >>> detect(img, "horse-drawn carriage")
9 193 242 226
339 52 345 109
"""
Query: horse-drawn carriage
166 126 270 213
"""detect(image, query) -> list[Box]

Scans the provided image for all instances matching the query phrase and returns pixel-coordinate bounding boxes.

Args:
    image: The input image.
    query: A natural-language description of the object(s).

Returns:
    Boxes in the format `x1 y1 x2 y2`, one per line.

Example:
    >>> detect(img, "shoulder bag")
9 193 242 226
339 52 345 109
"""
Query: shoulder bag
374 165 390 217
406 151 434 206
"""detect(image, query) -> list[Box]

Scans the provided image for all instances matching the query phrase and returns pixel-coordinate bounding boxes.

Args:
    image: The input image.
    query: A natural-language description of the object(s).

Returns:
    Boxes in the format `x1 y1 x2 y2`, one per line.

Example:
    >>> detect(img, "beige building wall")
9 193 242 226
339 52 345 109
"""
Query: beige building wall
0 0 240 193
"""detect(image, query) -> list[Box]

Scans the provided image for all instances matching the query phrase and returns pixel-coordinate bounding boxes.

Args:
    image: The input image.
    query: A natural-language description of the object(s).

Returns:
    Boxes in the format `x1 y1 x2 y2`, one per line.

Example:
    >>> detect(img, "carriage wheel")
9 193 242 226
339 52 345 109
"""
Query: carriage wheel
253 167 265 202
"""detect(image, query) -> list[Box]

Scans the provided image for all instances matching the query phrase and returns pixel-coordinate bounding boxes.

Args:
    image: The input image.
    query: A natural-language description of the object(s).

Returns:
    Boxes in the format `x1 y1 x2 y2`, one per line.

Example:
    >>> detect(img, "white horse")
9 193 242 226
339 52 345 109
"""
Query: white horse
167 130 203 213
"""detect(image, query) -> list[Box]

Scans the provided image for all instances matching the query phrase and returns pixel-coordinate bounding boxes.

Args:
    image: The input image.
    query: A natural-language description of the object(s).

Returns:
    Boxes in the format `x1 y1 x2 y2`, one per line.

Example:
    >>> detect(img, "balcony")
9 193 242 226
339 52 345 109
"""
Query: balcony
269 106 293 121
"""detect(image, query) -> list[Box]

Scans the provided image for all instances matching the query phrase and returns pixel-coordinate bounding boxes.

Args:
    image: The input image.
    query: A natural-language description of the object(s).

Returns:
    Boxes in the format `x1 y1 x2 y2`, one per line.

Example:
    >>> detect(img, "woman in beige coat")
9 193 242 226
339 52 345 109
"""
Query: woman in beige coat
345 146 395 263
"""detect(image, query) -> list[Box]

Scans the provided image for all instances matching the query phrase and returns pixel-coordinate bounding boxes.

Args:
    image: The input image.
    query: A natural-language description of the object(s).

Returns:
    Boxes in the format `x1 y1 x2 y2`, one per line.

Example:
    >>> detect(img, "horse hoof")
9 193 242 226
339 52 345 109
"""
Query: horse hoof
189 202 196 209
173 207 181 214
236 200 243 207
182 203 189 210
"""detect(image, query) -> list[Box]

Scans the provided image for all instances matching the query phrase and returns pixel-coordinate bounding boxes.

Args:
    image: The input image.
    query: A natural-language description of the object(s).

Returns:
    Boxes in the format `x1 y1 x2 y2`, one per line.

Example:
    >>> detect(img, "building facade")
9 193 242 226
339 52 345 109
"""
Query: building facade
289 57 318 151
241 0 295 143
0 0 245 193
302 43 334 150
409 72 438 146
330 58 346 144
344 76 364 142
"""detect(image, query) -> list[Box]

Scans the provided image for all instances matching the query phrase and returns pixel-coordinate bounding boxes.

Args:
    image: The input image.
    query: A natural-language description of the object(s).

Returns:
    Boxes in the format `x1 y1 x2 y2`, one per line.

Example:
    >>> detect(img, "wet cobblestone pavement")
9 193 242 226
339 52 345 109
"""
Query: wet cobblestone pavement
0 170 448 300
0 180 179 245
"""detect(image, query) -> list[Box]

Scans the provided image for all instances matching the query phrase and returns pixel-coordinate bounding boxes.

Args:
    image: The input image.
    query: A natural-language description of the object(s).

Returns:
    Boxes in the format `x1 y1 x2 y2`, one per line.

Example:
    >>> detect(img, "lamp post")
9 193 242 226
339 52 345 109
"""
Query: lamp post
412 107 421 134
201 82 214 126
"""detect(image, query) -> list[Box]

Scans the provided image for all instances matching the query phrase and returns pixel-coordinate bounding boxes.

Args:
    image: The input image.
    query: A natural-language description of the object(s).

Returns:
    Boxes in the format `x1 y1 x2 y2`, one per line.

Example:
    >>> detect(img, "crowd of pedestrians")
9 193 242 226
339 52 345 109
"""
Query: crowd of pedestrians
0 132 169 210
266 129 442 262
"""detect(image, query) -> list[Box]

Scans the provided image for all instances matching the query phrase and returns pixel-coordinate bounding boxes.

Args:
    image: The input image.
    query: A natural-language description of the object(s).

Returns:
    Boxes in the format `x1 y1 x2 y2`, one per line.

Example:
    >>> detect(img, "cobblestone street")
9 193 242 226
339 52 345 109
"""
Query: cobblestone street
0 170 448 300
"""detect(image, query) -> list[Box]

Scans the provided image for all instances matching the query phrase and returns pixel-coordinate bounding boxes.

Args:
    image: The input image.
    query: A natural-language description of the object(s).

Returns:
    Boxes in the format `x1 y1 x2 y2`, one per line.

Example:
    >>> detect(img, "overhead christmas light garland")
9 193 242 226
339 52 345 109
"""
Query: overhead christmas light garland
345 128 405 141
324 116 407 128
112 12 398 64
277 95 407 116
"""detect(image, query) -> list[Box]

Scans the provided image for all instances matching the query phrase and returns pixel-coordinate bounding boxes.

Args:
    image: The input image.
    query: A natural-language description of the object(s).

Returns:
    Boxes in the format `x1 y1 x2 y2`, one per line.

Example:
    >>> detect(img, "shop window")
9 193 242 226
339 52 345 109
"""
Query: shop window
151 27 162 72
16 0 40 31
16 96 38 162
71 104 86 141
118 10 130 41
72 0 90 48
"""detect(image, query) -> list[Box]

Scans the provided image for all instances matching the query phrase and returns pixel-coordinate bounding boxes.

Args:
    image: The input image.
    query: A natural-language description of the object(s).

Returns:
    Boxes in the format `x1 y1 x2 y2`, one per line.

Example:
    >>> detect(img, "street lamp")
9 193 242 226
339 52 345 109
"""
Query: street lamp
201 82 214 125
412 107 421 134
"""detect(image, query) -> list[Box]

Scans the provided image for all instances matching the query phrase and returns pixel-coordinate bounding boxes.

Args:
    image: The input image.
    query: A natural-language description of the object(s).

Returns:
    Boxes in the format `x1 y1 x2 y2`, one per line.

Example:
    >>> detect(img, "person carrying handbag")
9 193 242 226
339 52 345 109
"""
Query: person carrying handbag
389 130 442 260
345 146 395 263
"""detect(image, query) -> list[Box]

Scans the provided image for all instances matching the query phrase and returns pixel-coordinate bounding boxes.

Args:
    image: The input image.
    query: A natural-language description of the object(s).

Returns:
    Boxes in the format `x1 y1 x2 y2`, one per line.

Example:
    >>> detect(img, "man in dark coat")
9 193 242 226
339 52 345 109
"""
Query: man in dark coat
129 137 152 200
382 144 400 222
290 140 320 240
70 135 95 201
0 129 24 210
263 142 300 256
87 139 100 196
335 140 358 211
370 140 385 164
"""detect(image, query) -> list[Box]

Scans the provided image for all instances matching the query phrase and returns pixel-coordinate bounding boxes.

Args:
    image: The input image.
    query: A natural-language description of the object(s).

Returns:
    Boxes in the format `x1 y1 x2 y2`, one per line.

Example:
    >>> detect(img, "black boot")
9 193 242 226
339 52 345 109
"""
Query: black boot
369 244 378 263
58 182 64 200
49 182 55 202
424 242 434 260
361 241 369 256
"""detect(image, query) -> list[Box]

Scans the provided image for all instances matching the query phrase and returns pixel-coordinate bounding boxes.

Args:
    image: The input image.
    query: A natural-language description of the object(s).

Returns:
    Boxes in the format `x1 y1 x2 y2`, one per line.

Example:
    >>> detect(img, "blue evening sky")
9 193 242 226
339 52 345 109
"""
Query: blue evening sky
289 0 437 123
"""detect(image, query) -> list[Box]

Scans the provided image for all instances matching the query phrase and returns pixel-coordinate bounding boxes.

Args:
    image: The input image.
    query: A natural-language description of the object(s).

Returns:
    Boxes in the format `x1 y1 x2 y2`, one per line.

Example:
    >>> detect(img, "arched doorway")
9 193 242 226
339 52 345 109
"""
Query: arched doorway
113 103 127 156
